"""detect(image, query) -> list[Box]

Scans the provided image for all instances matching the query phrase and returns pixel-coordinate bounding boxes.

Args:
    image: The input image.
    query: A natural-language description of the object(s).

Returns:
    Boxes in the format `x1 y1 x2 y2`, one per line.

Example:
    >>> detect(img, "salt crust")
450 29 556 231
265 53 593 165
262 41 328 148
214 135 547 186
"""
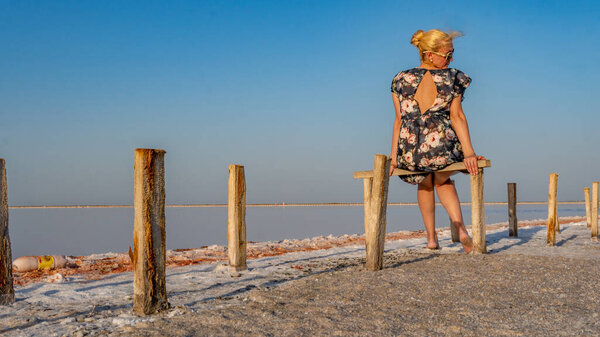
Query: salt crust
1 218 597 336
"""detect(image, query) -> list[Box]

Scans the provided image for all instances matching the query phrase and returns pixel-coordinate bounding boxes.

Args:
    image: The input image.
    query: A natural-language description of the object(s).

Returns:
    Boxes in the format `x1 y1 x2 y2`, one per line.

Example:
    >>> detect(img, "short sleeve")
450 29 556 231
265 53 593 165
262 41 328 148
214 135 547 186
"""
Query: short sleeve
391 71 404 97
453 70 471 101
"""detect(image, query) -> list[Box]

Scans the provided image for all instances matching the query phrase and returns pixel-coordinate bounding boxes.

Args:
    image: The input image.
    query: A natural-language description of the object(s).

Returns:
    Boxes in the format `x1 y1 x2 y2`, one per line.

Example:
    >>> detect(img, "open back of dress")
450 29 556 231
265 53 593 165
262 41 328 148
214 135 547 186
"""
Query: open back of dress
413 70 438 115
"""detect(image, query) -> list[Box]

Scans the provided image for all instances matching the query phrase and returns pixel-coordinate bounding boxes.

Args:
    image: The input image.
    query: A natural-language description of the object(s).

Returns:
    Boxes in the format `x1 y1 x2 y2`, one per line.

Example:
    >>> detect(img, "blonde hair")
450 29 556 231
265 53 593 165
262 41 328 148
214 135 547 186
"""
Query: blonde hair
411 29 463 61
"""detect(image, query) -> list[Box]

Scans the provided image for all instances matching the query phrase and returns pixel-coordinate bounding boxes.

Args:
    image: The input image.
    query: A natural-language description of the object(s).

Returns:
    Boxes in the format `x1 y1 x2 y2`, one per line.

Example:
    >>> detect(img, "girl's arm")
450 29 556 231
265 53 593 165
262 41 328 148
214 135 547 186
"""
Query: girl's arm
390 93 402 176
449 95 482 175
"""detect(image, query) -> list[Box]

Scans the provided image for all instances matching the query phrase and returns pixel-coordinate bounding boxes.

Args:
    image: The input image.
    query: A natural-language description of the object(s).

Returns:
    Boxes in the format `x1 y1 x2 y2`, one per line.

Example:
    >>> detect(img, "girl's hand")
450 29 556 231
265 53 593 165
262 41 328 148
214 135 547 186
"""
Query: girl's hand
389 160 398 176
464 155 486 175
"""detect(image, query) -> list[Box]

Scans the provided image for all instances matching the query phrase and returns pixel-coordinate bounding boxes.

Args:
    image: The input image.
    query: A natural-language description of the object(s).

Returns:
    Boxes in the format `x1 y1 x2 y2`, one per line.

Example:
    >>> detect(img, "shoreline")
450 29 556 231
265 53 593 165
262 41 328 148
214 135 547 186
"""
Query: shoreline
12 215 587 286
7 201 588 209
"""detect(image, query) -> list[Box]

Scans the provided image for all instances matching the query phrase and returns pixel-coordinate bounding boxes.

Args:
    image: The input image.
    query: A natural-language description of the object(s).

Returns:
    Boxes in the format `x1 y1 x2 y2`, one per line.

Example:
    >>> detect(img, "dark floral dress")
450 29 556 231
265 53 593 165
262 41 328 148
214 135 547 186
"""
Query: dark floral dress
390 68 471 184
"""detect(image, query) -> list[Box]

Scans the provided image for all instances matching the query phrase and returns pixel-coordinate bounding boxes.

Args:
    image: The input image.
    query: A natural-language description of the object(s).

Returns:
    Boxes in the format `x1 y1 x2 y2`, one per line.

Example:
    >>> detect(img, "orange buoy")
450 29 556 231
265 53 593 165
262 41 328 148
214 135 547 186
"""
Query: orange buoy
13 255 68 272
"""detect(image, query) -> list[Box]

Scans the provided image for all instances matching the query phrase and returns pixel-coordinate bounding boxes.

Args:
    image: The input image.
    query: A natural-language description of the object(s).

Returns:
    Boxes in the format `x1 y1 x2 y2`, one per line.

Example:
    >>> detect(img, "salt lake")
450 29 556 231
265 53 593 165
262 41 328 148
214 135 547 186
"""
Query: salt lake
8 204 585 258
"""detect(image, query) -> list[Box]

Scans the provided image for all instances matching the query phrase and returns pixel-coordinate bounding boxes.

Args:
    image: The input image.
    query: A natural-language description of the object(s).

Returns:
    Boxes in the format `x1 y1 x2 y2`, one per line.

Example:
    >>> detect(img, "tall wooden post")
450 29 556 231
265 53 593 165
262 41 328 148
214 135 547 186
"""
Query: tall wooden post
592 182 599 241
133 149 169 315
228 165 247 272
546 173 558 246
0 159 14 305
507 182 517 237
470 168 486 253
450 217 459 243
584 187 591 228
365 154 390 271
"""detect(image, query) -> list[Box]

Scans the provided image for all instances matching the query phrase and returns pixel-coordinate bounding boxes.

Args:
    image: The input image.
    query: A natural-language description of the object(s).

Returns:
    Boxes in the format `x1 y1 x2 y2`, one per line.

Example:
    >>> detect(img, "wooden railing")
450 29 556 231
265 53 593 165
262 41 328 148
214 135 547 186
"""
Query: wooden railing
353 155 491 271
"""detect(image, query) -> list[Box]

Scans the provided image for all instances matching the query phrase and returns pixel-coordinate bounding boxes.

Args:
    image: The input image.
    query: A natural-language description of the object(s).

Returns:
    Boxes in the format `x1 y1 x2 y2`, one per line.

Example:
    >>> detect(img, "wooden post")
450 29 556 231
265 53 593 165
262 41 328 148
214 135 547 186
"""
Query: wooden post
0 159 14 305
365 154 390 271
133 149 169 315
470 168 486 253
584 187 591 228
450 217 459 243
228 165 247 272
592 182 599 241
546 173 558 246
507 182 517 237
363 178 373 234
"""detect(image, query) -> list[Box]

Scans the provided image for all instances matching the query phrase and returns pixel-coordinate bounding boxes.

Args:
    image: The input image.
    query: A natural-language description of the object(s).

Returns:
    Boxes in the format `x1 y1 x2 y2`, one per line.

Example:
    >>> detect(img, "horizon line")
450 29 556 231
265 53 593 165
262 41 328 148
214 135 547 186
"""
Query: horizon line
7 201 586 209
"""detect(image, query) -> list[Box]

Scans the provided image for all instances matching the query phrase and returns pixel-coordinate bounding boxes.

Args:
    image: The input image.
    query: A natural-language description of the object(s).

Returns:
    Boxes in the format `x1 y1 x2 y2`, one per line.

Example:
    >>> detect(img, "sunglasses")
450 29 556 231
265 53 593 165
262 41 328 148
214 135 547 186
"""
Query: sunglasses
426 50 454 61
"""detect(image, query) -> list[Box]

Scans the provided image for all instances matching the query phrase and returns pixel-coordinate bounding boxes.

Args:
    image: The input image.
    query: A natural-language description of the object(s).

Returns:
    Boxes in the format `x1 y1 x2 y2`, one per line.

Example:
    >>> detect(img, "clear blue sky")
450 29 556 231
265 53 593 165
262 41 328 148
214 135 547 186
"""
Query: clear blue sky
1 0 599 205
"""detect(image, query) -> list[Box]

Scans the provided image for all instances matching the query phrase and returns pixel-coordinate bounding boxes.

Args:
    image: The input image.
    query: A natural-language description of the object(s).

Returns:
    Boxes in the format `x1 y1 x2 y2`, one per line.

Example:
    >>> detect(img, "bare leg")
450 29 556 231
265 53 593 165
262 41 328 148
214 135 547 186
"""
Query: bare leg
433 172 473 253
417 174 438 249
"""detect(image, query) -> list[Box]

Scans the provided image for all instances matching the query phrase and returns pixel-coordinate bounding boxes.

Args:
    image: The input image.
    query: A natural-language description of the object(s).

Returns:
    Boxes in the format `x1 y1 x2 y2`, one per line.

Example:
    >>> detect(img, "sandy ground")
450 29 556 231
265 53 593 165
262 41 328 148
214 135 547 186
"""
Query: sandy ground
1 218 599 336
130 253 600 337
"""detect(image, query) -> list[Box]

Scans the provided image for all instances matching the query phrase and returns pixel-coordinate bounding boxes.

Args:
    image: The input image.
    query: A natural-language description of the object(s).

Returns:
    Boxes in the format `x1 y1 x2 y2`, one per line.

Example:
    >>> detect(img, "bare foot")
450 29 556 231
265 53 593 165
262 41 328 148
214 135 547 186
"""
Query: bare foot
426 233 440 250
459 234 473 253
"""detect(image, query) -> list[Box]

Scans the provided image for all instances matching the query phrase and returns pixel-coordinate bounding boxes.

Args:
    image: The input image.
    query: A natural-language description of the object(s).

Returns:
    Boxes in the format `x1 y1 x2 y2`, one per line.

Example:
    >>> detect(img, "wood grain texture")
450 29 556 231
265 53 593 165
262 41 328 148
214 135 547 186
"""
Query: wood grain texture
354 160 491 179
133 149 169 315
362 178 372 235
470 168 486 253
228 165 247 272
365 154 390 271
584 187 591 228
508 183 517 237
546 173 558 246
592 182 598 240
0 159 14 305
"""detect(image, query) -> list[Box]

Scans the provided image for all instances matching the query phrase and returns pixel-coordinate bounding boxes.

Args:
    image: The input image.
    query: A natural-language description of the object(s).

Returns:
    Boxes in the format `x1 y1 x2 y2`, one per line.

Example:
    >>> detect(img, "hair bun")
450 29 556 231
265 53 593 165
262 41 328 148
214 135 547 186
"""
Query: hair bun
410 30 425 47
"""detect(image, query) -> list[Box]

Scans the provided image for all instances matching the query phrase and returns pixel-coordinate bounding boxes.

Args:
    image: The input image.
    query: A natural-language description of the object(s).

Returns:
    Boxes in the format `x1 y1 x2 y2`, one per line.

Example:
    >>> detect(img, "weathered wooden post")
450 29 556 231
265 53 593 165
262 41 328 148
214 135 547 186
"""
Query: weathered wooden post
450 217 459 243
365 154 390 271
133 149 169 315
0 159 14 305
470 168 486 253
228 165 247 272
507 182 517 237
584 187 591 228
592 182 599 241
546 173 558 246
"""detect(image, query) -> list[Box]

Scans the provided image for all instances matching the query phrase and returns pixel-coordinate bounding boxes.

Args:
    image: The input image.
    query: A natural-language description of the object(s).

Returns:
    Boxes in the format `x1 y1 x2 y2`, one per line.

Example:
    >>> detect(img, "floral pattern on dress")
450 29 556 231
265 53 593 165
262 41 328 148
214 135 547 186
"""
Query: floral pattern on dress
391 68 471 184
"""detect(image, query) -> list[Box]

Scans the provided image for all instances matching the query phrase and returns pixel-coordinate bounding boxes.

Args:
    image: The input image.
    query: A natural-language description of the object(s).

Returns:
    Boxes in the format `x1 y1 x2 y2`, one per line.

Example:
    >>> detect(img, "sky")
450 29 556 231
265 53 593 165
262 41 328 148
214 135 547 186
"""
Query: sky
1 0 599 205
